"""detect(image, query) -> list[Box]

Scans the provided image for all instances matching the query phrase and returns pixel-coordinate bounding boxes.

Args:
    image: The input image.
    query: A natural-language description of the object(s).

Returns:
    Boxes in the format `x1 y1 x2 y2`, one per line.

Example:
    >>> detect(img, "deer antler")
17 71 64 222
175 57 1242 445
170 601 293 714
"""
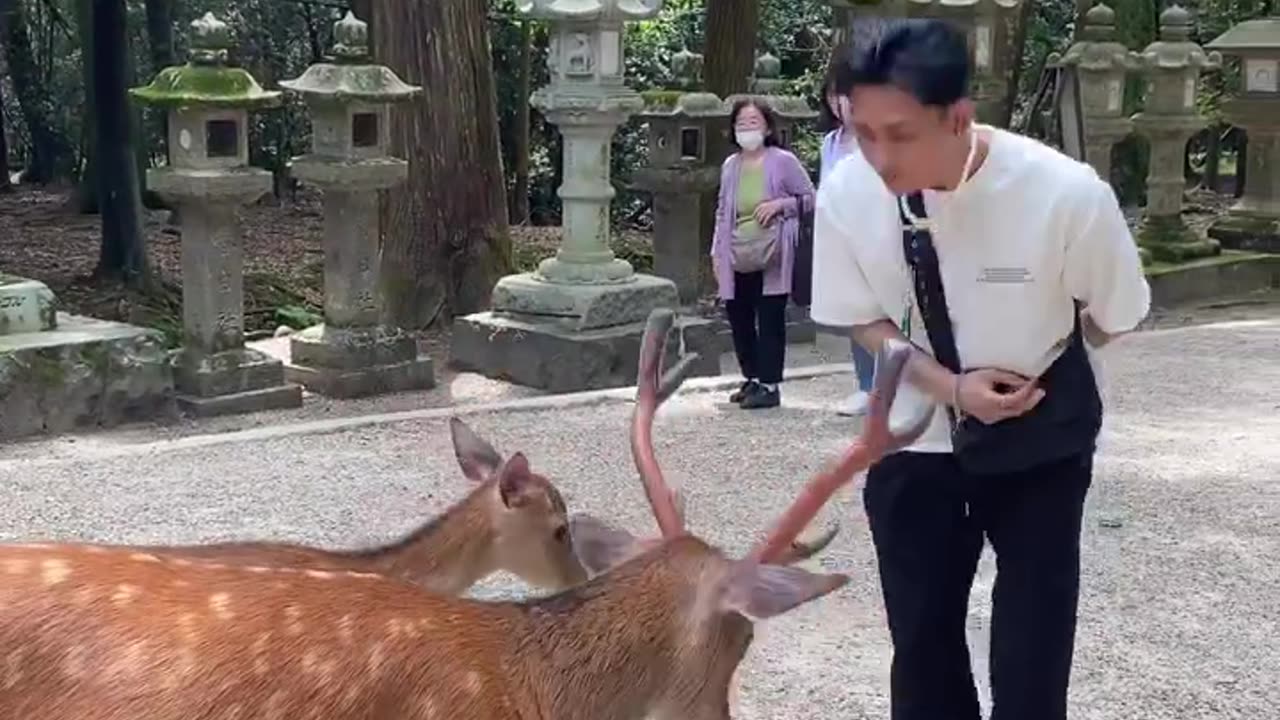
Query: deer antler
749 338 933 564
632 308 700 539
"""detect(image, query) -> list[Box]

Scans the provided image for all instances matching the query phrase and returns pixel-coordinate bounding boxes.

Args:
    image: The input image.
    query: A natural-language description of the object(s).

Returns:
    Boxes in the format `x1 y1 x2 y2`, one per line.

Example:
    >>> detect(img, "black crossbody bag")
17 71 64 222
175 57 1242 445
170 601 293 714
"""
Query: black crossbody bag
898 191 1103 476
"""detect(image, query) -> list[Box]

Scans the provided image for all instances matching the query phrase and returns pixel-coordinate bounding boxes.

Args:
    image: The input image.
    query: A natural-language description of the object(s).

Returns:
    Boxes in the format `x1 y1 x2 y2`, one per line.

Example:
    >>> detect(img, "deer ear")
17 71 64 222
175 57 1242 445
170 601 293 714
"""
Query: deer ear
450 417 505 483
567 513 641 575
496 452 539 508
719 562 849 621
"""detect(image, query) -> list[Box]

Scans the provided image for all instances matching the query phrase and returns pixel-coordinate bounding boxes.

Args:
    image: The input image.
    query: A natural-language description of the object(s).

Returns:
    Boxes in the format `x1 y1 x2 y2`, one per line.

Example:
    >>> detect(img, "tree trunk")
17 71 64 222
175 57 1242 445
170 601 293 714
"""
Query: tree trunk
93 0 150 287
0 75 11 193
143 0 175 164
1001 0 1035 128
4 0 73 182
509 19 531 225
373 0 511 328
703 0 759 98
74 0 98 212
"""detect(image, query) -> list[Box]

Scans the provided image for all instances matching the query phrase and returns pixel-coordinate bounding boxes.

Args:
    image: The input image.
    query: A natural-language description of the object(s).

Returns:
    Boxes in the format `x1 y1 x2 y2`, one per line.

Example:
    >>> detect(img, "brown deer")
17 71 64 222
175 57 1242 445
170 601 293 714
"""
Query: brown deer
0 309 929 720
121 414 834 595
123 416 592 596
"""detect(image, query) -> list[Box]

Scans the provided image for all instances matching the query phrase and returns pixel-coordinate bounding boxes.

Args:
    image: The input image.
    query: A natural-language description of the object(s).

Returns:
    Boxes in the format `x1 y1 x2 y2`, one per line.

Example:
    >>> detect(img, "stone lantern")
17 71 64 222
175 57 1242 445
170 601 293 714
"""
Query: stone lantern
450 0 719 393
1050 2 1140 182
1131 4 1223 262
130 11 302 416
828 0 1023 126
277 11 433 398
630 50 728 303
1206 15 1280 252
750 51 786 94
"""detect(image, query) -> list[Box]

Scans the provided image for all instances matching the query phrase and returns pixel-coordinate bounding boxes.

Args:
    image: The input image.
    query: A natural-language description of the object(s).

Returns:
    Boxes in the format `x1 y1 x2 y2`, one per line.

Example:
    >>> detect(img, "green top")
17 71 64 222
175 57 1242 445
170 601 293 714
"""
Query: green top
735 162 767 239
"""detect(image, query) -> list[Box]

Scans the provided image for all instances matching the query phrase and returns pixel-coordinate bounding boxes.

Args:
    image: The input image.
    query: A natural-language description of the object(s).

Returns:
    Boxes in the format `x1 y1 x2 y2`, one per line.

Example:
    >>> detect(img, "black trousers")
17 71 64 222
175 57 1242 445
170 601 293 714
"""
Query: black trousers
863 449 1094 720
724 271 787 384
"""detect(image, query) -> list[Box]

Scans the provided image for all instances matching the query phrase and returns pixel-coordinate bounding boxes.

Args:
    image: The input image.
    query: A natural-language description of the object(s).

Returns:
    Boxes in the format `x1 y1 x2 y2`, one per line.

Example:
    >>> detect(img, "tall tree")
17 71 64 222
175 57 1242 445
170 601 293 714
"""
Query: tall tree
4 0 73 182
703 0 760 98
0 82 11 194
73 0 98 212
92 0 149 287
372 0 511 327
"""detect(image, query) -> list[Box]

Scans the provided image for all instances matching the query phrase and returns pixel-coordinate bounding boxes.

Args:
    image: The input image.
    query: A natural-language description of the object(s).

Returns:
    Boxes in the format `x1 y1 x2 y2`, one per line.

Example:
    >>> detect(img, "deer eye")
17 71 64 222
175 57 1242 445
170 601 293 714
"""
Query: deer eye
553 525 570 544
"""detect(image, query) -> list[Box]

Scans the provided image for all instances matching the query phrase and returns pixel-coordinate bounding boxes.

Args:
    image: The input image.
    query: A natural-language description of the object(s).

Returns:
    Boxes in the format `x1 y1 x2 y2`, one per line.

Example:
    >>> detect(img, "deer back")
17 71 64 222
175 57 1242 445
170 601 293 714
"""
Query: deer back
0 543 524 720
125 417 587 596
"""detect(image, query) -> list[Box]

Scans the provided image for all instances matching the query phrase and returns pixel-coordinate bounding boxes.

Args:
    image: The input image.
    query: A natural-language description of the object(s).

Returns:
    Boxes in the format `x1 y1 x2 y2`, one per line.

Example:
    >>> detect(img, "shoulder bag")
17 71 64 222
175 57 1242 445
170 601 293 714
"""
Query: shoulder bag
898 191 1103 475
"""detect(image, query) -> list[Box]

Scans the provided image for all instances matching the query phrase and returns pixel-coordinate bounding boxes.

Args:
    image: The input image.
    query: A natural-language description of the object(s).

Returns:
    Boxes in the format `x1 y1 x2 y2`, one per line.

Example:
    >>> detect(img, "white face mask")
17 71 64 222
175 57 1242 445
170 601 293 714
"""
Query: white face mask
736 129 765 151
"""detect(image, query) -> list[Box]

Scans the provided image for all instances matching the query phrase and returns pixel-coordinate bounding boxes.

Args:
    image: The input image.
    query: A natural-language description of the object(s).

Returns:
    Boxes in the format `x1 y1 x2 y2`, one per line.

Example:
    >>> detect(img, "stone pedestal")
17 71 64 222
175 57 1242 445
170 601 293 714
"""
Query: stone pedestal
451 312 720 394
1 274 175 441
1132 117 1221 262
151 168 304 416
282 162 435 398
1206 102 1280 253
643 170 719 303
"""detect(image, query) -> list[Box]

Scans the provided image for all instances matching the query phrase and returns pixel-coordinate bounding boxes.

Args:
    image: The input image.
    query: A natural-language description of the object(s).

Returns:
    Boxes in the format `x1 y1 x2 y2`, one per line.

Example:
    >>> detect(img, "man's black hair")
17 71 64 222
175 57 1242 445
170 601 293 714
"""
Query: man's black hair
728 97 784 149
831 17 971 108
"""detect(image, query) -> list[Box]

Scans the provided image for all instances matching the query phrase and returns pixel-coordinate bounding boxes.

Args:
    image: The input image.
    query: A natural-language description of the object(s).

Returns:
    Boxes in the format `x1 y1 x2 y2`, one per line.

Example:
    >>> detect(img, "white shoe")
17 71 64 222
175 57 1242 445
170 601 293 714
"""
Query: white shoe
837 390 870 417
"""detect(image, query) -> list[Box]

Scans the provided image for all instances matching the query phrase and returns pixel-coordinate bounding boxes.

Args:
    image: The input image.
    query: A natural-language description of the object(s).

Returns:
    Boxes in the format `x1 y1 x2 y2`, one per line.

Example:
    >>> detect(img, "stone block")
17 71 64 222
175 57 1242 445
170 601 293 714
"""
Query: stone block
450 312 721 393
285 324 434 399
285 356 435 399
289 324 416 370
490 272 679 332
0 274 58 335
1207 213 1280 254
0 314 176 441
170 346 303 415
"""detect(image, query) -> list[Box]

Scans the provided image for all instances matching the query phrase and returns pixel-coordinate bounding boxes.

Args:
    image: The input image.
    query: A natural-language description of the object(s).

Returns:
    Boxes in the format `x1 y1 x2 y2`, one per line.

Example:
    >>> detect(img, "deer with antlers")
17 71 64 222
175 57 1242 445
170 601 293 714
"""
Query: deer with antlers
0 309 929 720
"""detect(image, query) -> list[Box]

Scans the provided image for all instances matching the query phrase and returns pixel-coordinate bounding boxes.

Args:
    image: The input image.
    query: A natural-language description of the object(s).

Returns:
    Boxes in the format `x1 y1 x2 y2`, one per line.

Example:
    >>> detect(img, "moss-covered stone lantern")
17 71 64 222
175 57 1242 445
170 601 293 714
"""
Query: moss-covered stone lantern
277 11 433 398
1131 4 1223 263
631 50 729 303
1206 15 1280 252
129 11 302 417
1051 3 1140 182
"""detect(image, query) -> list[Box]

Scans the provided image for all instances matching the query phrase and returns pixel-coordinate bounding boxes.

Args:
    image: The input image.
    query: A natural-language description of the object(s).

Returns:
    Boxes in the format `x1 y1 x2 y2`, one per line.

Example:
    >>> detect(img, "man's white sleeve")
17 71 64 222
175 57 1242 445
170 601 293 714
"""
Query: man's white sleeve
809 179 888 328
1062 175 1151 334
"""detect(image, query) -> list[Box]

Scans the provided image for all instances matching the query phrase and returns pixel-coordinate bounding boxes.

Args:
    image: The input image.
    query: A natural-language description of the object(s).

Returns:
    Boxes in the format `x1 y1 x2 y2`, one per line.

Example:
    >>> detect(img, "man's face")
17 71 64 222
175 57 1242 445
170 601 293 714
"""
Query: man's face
847 84 972 195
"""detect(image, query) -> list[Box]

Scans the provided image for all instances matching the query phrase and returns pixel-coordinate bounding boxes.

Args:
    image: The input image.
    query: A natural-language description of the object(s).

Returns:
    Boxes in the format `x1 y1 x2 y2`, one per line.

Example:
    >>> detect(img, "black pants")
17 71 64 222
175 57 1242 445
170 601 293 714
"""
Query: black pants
863 450 1094 720
724 271 787 384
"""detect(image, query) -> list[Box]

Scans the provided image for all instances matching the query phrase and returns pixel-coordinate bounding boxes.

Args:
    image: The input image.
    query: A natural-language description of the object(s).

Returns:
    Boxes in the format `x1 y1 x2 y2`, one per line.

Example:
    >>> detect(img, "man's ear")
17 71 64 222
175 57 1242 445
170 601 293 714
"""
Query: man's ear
450 416 504 483
718 562 849 621
947 99 975 135
567 513 642 576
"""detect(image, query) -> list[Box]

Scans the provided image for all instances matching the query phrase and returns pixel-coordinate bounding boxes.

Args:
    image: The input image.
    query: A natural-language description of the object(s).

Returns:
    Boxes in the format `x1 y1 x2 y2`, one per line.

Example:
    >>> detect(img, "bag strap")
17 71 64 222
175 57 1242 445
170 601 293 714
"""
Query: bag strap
898 192 962 375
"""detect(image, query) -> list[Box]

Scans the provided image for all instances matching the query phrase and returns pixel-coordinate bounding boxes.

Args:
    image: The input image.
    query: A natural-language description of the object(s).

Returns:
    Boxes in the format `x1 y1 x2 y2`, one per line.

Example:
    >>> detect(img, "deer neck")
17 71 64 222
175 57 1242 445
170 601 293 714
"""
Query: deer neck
346 483 500 595
502 543 714 720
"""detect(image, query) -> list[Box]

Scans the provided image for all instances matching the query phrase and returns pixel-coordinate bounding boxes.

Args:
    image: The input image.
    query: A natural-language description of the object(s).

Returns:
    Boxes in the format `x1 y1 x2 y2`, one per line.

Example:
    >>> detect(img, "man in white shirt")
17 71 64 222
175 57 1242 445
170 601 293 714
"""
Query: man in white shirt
811 18 1150 720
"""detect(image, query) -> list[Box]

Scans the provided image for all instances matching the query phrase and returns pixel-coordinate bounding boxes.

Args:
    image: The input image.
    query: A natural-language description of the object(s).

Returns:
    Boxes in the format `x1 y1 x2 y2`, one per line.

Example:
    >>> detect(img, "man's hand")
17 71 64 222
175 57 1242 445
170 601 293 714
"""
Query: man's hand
955 368 1045 425
753 198 786 226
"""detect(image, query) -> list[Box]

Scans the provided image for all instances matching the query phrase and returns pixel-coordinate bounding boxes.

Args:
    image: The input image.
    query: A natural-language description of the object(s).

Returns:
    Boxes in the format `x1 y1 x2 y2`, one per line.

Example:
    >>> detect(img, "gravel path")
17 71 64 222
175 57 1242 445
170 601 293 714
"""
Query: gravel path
0 316 1276 719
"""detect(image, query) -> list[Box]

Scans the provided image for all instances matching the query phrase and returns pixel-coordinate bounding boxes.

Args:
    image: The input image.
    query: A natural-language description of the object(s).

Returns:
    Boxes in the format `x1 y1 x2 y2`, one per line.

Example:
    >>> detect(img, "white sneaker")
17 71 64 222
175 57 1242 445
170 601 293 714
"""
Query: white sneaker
837 390 870 417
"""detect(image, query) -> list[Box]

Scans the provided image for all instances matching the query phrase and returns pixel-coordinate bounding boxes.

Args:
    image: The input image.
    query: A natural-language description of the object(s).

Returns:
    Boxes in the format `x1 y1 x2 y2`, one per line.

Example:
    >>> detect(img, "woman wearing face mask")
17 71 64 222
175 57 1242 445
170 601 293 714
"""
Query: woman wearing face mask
712 99 816 410
817 59 877 418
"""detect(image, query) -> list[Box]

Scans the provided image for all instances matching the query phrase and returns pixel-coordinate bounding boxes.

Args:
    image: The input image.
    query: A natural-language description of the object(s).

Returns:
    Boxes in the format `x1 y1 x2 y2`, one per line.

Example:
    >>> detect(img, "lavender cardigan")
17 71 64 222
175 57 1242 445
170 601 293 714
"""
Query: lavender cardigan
711 146 816 300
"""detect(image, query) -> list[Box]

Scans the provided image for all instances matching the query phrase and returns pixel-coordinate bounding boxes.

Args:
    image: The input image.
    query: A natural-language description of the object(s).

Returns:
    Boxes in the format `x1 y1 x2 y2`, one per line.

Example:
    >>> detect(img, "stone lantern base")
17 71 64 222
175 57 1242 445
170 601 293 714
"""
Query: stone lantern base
1136 215 1221 263
1207 212 1280 254
170 347 303 417
450 309 722 395
285 324 434 399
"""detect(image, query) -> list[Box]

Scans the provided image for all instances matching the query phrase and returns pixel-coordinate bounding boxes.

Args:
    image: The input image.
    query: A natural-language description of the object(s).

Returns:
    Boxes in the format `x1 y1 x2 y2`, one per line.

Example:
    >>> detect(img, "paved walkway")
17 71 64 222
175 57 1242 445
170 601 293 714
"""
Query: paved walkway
0 315 1276 719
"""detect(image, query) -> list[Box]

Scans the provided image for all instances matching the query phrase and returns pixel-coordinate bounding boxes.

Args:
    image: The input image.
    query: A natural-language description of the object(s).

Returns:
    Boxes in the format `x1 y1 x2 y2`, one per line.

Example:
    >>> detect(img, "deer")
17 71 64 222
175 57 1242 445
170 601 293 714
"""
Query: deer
114 414 836 595
0 309 930 720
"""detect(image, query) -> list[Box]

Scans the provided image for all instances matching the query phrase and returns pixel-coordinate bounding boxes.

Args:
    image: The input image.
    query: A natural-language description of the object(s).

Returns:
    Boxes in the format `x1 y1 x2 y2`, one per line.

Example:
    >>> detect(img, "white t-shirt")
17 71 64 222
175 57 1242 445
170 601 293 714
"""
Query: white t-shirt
811 125 1152 453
